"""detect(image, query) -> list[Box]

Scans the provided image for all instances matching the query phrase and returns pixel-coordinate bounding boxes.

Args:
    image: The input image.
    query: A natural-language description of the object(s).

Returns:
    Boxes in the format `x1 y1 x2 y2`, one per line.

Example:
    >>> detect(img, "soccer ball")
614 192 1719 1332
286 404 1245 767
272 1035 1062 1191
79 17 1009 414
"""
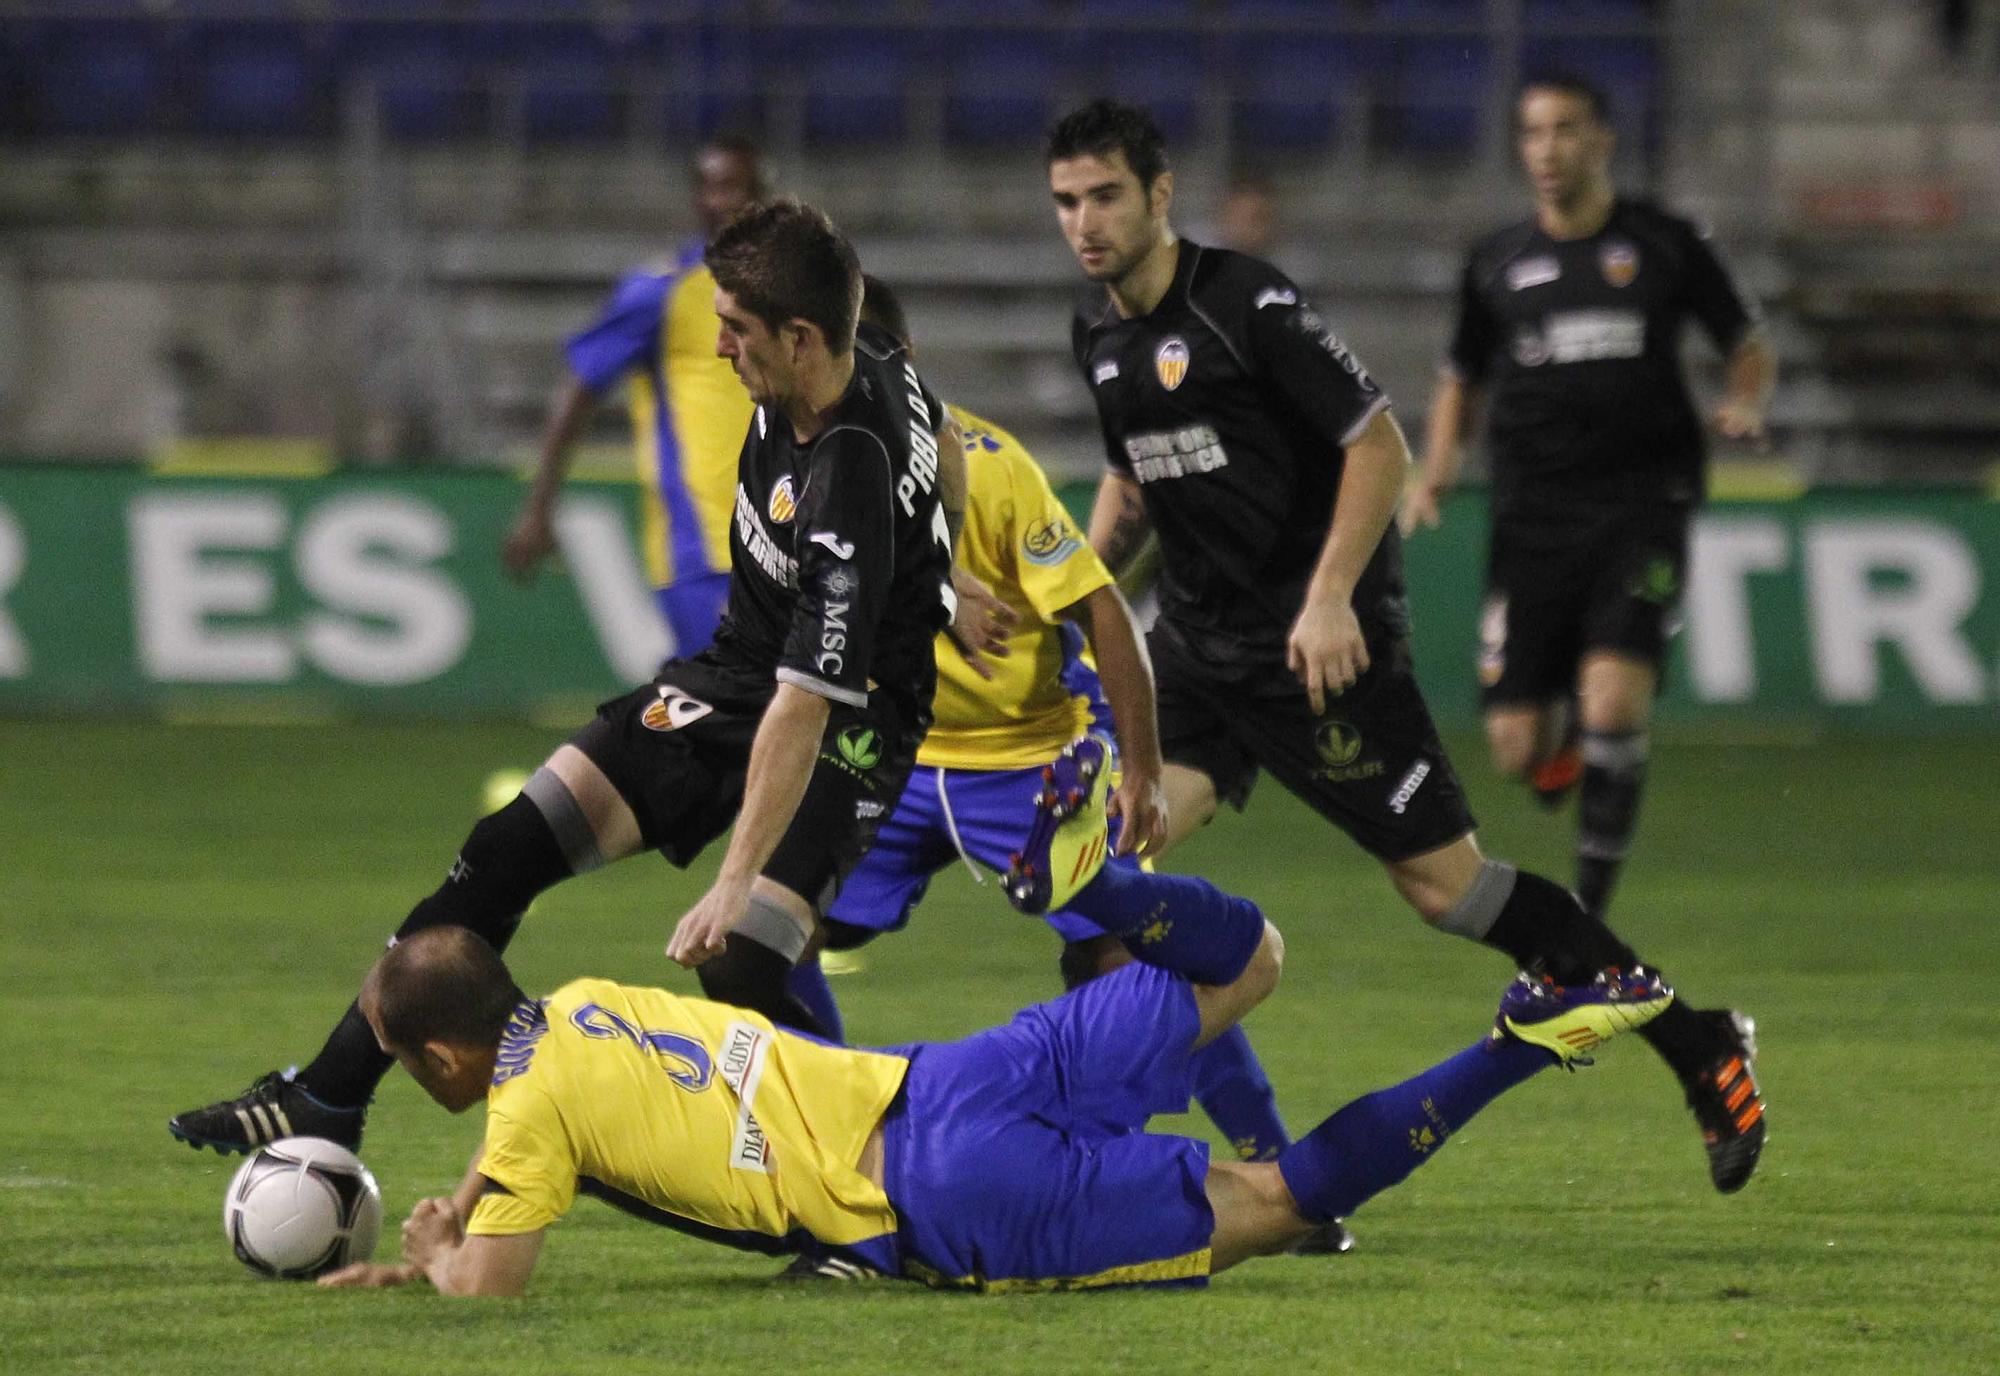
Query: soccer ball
223 1136 382 1280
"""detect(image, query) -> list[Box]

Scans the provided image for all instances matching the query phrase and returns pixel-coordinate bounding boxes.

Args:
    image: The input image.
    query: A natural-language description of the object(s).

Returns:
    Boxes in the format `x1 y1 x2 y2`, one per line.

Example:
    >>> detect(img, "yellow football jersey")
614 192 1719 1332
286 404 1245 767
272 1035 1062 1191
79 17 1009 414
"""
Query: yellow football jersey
466 978 908 1249
921 406 1114 770
627 265 755 588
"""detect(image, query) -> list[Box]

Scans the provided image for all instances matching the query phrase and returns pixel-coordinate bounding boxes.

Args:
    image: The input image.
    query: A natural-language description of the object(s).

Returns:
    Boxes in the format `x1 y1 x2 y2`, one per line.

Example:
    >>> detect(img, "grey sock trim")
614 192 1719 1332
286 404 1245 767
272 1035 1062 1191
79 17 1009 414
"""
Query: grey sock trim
736 894 810 964
521 767 604 875
1580 729 1649 772
1438 859 1519 941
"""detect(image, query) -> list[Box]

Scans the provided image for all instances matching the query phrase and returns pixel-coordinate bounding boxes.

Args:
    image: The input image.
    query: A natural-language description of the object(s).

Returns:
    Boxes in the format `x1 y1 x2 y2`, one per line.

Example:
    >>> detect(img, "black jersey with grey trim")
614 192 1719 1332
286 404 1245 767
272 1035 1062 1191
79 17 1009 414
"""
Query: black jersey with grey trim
1447 199 1756 518
1072 240 1402 649
712 320 955 721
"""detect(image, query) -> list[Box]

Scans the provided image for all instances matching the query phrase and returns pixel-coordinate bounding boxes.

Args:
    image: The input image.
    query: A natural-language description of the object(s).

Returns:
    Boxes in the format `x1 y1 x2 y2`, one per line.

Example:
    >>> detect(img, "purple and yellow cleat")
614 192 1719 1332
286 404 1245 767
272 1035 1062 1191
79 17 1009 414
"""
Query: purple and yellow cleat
1005 733 1115 915
1495 966 1674 1067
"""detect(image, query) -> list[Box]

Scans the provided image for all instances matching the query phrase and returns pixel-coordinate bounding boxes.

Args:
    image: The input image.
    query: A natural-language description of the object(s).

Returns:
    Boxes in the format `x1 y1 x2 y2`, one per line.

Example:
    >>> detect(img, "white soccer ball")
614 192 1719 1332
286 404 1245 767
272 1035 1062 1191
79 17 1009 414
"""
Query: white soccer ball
223 1136 382 1280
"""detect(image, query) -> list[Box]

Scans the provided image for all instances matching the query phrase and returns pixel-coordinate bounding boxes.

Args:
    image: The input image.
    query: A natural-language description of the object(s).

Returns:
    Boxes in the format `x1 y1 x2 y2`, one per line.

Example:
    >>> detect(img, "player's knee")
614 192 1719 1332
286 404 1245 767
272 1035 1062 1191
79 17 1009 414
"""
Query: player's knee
1484 717 1538 778
1389 839 1485 925
1237 921 1284 1008
1058 936 1128 990
1578 689 1651 734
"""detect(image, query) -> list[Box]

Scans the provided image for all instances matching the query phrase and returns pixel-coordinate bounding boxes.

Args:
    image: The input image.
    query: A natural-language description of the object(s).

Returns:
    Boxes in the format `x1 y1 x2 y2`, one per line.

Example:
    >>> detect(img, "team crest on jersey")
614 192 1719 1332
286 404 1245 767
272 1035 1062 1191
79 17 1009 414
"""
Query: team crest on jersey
641 685 714 732
1023 515 1082 566
1600 241 1639 288
767 476 797 524
1154 336 1190 391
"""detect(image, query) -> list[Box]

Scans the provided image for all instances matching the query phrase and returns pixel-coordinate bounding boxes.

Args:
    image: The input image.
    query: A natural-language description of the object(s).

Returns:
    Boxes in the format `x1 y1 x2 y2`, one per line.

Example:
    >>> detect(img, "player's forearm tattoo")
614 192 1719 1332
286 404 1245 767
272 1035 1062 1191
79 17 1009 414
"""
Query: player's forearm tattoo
1098 488 1150 575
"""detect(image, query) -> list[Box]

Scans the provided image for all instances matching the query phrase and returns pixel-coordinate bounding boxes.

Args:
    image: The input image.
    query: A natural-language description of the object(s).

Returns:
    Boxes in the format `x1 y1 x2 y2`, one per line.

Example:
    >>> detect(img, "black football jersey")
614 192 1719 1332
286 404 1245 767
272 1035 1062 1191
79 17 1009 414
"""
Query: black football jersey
1448 198 1756 517
1072 240 1402 649
713 321 955 721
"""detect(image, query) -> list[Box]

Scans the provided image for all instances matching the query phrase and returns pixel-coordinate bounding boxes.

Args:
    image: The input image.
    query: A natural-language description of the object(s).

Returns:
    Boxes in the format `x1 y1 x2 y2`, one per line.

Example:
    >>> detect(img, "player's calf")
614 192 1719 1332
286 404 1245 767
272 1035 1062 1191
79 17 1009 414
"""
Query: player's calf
1265 965 1663 1243
693 894 833 1039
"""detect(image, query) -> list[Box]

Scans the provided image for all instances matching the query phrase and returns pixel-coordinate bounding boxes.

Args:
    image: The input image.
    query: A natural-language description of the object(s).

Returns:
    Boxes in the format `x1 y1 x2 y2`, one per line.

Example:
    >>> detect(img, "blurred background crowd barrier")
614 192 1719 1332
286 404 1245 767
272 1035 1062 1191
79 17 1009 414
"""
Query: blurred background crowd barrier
1 1 1996 725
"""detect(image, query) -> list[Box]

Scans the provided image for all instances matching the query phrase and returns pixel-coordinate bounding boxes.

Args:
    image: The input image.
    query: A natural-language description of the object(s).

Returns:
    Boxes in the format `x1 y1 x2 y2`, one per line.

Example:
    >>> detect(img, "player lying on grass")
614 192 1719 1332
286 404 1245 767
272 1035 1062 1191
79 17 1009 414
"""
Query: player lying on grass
319 925 1670 1296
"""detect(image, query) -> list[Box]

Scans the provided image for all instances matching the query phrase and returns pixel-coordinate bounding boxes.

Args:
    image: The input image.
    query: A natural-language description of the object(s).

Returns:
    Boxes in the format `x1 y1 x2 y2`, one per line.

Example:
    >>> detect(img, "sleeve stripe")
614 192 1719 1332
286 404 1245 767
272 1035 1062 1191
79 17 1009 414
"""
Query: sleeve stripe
775 666 869 709
1338 393 1394 448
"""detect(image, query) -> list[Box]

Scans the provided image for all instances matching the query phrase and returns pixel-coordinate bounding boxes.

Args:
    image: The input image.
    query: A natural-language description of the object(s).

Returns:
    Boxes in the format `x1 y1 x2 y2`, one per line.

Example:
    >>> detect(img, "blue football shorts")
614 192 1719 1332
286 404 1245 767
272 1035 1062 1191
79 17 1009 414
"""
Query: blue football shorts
825 757 1130 944
863 962 1215 1292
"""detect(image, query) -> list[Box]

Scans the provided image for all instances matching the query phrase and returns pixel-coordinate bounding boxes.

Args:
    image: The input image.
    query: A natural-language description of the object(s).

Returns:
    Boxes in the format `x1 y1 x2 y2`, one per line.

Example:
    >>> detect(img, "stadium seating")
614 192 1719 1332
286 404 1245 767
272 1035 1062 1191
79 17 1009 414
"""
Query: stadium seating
329 6 477 141
1079 25 1209 147
184 20 326 139
0 1 1670 156
775 23 911 147
927 15 1062 149
1224 24 1371 151
475 7 620 143
1379 0 1494 157
25 17 167 137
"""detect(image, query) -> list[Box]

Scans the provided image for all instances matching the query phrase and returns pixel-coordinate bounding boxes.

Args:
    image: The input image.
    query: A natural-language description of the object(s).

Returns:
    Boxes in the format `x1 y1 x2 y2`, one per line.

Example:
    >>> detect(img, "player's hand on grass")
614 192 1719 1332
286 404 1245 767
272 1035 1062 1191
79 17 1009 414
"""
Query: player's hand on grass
400 1196 464 1269
500 508 559 581
667 877 751 967
1398 479 1446 537
1109 768 1167 857
945 567 1018 679
1287 596 1369 714
317 1261 422 1289
1711 399 1768 448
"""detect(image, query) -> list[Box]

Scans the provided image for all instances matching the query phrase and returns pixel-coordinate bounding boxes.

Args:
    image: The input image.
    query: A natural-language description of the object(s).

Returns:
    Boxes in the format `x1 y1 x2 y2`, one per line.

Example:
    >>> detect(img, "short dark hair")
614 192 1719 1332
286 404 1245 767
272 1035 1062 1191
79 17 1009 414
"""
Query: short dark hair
362 927 525 1055
697 133 767 188
859 273 912 350
705 198 863 354
1519 71 1612 126
1046 99 1170 190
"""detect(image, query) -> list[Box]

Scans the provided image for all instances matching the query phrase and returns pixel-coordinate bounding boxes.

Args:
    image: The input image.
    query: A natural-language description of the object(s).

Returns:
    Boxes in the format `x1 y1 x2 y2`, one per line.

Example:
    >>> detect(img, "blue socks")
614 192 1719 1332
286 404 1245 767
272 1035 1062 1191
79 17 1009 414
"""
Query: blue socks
1191 1026 1291 1160
1067 859 1266 986
786 956 846 1044
1277 1036 1551 1223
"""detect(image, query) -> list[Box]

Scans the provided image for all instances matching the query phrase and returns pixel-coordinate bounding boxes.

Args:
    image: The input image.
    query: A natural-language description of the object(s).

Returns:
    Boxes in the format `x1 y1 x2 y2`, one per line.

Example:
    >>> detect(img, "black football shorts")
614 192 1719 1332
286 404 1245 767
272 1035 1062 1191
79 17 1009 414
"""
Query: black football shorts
1149 620 1476 862
568 654 921 912
1479 504 1692 707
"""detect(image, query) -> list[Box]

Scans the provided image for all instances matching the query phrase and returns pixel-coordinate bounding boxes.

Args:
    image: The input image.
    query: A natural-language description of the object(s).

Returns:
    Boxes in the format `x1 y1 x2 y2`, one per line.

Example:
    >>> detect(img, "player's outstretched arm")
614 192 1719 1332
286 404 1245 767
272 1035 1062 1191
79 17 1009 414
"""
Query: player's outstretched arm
1066 583 1166 855
667 682 829 965
1287 407 1411 712
1402 371 1479 536
502 375 598 581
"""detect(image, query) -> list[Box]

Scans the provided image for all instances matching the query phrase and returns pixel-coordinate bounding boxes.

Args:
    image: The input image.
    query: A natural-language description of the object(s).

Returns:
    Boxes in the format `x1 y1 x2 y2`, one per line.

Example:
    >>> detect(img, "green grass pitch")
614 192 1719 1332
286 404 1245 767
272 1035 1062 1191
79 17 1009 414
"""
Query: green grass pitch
2 720 1995 1375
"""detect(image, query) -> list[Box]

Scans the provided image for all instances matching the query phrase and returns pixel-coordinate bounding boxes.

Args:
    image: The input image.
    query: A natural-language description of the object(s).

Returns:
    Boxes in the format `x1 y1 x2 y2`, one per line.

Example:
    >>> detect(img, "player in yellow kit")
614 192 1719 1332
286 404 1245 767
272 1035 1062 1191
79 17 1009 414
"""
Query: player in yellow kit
501 136 765 654
319 923 1667 1295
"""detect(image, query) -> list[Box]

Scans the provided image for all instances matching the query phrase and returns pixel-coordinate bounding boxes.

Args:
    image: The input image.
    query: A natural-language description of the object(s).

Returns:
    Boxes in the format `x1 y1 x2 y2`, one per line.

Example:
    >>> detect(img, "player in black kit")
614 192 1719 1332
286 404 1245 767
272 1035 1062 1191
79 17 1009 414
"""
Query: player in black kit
170 200 962 1154
1047 99 1764 1193
1405 74 1774 924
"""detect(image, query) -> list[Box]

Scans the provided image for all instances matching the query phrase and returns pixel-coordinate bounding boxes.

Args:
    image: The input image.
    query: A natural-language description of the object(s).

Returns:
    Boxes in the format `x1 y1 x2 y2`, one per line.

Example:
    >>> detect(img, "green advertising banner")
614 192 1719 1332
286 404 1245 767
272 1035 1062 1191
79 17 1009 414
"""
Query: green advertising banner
1 466 1996 732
